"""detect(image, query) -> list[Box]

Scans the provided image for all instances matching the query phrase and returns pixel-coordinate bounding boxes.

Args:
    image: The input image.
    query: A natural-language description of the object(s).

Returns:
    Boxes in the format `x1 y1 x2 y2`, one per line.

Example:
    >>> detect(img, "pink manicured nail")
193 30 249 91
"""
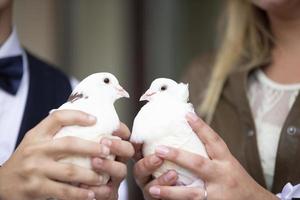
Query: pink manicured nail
155 146 169 157
95 158 103 166
186 112 199 122
164 170 177 182
149 186 160 196
88 115 97 122
150 156 162 166
87 191 95 200
101 138 112 147
101 145 110 156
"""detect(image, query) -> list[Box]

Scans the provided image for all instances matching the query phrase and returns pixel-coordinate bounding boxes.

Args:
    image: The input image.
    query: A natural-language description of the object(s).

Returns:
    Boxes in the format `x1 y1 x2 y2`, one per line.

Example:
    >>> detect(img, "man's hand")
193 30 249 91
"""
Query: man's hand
0 110 110 200
86 123 135 200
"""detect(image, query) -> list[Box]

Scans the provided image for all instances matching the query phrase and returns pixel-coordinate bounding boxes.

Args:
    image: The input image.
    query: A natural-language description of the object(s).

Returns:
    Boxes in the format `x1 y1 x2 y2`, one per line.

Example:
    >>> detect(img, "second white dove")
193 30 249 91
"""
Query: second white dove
131 78 208 187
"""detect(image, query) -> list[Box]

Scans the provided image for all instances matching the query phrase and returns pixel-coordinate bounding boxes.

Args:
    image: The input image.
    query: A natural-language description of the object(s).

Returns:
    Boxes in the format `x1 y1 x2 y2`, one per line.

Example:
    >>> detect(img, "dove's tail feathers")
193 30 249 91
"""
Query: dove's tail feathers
176 83 189 103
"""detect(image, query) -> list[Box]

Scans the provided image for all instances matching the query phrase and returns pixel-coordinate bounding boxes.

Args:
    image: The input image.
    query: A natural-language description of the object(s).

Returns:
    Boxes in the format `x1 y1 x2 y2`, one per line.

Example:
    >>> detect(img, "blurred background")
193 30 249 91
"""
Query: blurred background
14 0 222 199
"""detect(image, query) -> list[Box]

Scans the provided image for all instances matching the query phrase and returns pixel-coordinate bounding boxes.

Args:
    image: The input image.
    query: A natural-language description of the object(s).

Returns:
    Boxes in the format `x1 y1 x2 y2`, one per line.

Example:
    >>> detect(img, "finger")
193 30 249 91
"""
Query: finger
186 112 230 159
145 170 178 191
47 137 110 159
101 138 135 159
35 110 96 137
88 185 113 199
41 180 95 200
112 122 131 140
155 146 212 180
149 185 205 200
133 154 164 187
92 158 127 183
45 161 102 186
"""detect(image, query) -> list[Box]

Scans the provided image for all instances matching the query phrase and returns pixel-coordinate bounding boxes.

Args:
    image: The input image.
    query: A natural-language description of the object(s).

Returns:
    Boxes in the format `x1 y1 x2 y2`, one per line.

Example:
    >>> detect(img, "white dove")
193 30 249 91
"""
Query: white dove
52 72 129 185
131 78 208 187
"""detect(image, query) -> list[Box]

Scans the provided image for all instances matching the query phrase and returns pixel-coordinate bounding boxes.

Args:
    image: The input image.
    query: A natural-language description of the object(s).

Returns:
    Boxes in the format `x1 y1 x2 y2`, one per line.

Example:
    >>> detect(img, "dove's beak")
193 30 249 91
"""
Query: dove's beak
140 90 156 101
116 85 130 98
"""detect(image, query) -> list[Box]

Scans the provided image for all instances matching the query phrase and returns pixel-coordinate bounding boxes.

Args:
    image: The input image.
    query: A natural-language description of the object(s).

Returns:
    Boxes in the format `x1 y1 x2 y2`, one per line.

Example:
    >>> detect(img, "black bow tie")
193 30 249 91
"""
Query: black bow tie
0 55 23 95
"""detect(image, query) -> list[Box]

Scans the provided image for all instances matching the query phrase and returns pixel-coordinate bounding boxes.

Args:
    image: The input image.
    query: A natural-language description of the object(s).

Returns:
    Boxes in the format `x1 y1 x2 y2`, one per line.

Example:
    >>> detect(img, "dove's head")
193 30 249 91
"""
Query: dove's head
140 78 189 102
71 72 129 103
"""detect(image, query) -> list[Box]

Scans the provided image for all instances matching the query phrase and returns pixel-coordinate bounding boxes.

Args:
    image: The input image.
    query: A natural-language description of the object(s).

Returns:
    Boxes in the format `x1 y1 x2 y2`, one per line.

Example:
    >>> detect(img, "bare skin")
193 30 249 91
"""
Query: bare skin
256 0 300 84
133 113 279 200
0 2 135 199
0 110 134 200
0 0 12 44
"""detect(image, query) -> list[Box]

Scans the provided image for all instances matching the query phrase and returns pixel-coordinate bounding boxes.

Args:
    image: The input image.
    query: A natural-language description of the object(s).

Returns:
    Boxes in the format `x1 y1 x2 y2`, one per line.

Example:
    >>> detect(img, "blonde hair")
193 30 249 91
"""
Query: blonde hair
199 0 274 123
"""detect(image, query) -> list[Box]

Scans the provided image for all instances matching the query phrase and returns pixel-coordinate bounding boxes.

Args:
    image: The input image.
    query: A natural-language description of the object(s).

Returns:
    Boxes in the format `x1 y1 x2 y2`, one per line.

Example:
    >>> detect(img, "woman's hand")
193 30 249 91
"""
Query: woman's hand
86 123 135 200
146 113 278 200
132 141 178 200
0 110 109 200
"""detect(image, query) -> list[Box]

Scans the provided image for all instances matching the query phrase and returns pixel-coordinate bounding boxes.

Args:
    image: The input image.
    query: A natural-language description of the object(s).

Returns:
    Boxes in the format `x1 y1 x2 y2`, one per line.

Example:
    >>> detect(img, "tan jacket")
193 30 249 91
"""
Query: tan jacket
184 57 300 193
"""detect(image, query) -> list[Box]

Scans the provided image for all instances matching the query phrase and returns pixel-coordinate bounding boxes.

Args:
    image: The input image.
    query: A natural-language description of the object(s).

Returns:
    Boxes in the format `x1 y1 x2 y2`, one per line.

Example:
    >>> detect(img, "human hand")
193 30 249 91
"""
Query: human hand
85 123 135 200
146 113 279 200
0 110 110 200
132 143 178 200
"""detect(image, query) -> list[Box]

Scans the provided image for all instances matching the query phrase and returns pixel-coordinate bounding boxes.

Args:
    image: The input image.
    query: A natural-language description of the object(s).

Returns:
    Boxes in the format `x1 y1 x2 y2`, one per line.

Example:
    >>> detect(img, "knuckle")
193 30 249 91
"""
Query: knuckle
23 161 38 175
65 165 77 179
26 178 41 197
22 146 35 158
24 129 35 139
160 187 171 197
170 148 179 160
211 133 221 144
50 111 63 123
117 164 127 179
193 156 205 169
61 136 77 147
144 156 154 169
226 174 238 188
190 190 202 200
59 186 73 199
97 186 112 199
126 143 135 158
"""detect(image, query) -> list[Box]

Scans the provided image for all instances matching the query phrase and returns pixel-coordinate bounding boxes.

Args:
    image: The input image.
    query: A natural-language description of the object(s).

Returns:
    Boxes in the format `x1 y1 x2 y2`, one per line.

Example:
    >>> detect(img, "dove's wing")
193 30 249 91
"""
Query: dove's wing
54 99 119 141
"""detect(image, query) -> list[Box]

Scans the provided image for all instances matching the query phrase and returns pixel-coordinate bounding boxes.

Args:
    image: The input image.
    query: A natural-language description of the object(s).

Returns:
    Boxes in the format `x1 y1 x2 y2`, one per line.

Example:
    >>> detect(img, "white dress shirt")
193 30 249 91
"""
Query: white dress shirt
0 28 29 164
0 29 128 200
248 70 300 190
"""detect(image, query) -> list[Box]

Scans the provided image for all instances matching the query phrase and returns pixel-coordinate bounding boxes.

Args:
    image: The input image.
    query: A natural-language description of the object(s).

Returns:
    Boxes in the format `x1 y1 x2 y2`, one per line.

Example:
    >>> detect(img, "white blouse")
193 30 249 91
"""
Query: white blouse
247 69 300 190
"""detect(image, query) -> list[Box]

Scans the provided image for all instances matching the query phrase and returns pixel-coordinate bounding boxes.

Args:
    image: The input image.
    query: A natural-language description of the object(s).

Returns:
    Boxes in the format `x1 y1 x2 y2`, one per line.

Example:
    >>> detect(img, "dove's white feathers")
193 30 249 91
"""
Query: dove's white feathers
131 78 208 187
53 72 128 185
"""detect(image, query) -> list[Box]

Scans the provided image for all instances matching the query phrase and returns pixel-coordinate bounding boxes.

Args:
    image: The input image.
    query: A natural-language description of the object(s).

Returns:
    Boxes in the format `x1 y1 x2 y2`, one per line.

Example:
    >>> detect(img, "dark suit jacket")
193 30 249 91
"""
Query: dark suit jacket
15 52 72 147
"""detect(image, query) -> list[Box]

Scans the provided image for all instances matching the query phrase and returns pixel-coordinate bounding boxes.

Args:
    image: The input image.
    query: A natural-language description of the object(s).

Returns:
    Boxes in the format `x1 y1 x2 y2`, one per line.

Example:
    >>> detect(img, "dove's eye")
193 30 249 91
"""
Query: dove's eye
104 78 110 84
160 85 167 91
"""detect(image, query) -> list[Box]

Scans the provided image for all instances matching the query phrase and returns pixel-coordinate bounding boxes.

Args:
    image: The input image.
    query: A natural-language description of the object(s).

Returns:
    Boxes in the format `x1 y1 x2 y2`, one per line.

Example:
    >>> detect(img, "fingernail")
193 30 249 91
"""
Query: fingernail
155 146 169 157
149 186 160 196
150 156 162 166
101 138 112 147
186 112 199 122
88 115 97 122
95 158 103 167
101 145 110 156
87 191 95 200
164 170 176 182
